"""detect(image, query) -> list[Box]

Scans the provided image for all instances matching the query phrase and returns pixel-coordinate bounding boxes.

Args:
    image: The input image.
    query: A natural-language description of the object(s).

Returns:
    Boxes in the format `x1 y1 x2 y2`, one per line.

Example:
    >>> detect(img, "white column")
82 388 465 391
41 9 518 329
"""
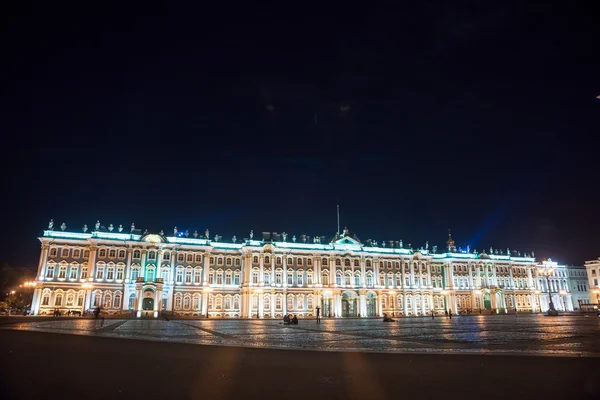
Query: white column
139 250 147 279
426 263 432 287
259 254 265 286
125 248 133 283
403 293 408 315
37 243 49 280
202 292 208 316
84 288 92 312
31 288 42 315
258 293 264 318
330 257 336 287
409 262 415 288
359 293 366 317
271 292 275 318
202 251 210 285
360 259 366 288
88 246 98 281
508 266 515 289
377 293 383 317
526 266 534 289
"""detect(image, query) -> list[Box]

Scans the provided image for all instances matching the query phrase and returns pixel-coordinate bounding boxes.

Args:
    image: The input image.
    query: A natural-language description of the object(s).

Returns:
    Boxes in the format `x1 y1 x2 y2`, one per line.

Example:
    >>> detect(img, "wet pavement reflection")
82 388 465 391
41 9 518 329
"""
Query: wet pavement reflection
4 314 599 356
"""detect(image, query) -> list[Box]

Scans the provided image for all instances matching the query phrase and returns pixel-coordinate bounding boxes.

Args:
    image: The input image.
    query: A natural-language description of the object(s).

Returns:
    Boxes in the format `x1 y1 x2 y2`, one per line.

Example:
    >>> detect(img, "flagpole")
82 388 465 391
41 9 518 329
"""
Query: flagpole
337 203 340 235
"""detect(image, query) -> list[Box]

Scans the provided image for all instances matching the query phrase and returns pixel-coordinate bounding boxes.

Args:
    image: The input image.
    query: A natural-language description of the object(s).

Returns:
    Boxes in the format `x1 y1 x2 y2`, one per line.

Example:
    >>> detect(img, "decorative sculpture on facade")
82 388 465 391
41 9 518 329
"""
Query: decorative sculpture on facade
185 230 189 237
400 239 403 248
108 224 114 232
159 230 164 236
282 232 287 242
131 223 135 233
174 227 178 236
95 221 100 231
292 235 296 243
232 235 237 243
193 230 198 238
205 229 210 239
48 219 54 230
118 224 123 232
60 222 66 231
82 224 88 233
249 230 253 240
425 241 429 250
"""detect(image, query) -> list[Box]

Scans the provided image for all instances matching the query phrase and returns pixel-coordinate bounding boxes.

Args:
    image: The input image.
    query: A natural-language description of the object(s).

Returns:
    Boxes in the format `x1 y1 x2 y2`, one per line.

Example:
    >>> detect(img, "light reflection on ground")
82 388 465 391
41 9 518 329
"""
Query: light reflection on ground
4 314 600 356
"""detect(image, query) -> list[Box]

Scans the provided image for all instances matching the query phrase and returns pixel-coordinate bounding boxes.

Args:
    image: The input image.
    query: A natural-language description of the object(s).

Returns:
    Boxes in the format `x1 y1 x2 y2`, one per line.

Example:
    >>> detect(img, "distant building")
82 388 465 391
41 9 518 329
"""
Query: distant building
584 258 600 304
31 221 576 317
566 265 591 309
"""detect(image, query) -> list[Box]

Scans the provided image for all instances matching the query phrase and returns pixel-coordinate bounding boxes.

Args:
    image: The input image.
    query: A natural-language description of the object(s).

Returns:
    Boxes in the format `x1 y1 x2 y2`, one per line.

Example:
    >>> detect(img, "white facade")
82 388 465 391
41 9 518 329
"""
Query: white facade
585 258 600 304
31 223 576 318
567 265 591 309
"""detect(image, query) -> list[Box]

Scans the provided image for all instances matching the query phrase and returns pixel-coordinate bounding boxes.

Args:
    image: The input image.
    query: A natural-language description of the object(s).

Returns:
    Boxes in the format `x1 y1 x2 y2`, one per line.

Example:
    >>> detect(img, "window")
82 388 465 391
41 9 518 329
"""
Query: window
69 266 78 280
322 271 329 286
146 267 155 282
133 249 141 259
114 293 122 308
287 258 292 265
46 265 54 279
183 296 191 310
81 267 88 280
252 270 259 284
216 270 223 285
194 268 202 284
55 293 63 306
128 294 135 309
118 249 126 258
61 248 70 257
162 268 170 282
107 265 114 280
58 265 67 279
49 248 58 257
42 292 50 305
185 268 192 284
235 258 240 266
277 257 282 265
195 254 202 263
354 259 359 267
116 266 124 280
209 270 214 284
77 295 84 307
130 267 139 281
307 272 313 285
148 251 156 260
345 273 351 286
163 251 171 261
178 253 185 262
298 258 303 266
355 274 361 287
73 249 81 258
234 271 241 285
234 295 240 310
297 273 303 286
366 260 371 267
275 295 282 310
218 257 223 265
287 271 293 285
225 296 232 310
253 256 259 264
367 272 373 287
193 296 200 309
336 273 342 286
99 249 106 257
307 258 312 266
276 270 282 285
187 254 193 262
103 293 112 308
176 269 183 284
226 270 232 285
322 258 328 266
83 250 89 259
336 259 341 266
265 256 270 264
175 295 182 310
109 249 116 258
96 265 104 280
226 258 232 266
345 259 350 267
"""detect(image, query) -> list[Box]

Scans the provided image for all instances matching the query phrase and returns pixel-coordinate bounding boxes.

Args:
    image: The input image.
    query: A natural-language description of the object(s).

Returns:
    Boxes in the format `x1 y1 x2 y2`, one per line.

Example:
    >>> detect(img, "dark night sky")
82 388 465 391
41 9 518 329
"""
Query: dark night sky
1 2 598 267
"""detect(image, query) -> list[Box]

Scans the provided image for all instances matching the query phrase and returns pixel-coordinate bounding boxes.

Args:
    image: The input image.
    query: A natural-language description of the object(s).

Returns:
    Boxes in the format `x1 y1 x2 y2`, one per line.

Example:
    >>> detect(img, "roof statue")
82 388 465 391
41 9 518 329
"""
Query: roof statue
130 223 135 233
118 224 123 232
174 227 178 236
214 234 218 242
95 221 100 231
143 229 148 234
425 241 429 250
48 219 54 230
193 230 198 238
495 249 498 255
60 222 66 231
532 251 535 257
249 230 253 240
466 245 470 253
490 247 493 254
343 226 350 237
108 224 114 232
160 230 164 236
232 235 237 243
382 241 386 248
282 232 287 242
206 229 210 239
373 240 378 247
400 240 403 248
185 230 189 237
301 234 307 243
292 235 296 243
82 224 88 233
507 248 510 256
518 251 521 256
408 243 411 249
446 231 455 252
432 245 438 254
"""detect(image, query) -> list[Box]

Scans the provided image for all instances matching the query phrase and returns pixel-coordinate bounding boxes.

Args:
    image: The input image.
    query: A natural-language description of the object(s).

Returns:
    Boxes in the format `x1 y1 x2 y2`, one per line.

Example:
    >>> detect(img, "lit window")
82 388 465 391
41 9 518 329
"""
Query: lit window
99 249 106 257
109 249 116 258
73 249 81 258
61 248 70 258
133 250 141 259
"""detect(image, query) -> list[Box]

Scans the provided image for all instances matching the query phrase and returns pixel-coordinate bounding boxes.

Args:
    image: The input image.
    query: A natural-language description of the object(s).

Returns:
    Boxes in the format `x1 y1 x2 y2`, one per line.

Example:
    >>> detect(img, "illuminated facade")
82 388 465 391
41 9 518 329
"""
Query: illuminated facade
585 258 600 304
31 222 576 318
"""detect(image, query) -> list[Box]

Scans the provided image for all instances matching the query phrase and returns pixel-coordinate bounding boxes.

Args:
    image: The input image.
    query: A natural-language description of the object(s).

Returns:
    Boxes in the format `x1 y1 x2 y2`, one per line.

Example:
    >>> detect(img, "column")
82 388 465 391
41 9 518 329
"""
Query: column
377 293 383 317
154 287 162 318
243 254 252 286
282 290 287 315
31 287 42 315
330 257 336 287
513 294 519 312
421 294 426 315
156 249 164 280
490 290 498 313
125 248 133 283
447 264 454 289
271 257 275 287
84 288 93 312
315 257 321 285
566 294 573 311
526 266 534 289
476 265 482 288
271 291 275 318
491 264 498 287
37 243 50 280
359 293 366 317
282 256 288 288
202 251 210 285
426 263 432 287
403 293 408 315
360 259 366 288
259 254 265 286
88 246 98 281
409 262 415 288
140 250 147 279
258 293 264 318
468 265 474 288
508 265 515 288
202 292 208 316
136 284 143 317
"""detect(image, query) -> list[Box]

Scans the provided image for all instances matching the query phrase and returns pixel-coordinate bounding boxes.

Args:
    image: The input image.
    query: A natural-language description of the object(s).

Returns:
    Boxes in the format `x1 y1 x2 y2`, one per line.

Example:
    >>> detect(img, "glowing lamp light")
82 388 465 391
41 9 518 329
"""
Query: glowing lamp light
474 290 481 295
81 283 93 290
389 290 396 295
203 287 213 293
441 290 448 295
323 290 333 296
559 290 566 295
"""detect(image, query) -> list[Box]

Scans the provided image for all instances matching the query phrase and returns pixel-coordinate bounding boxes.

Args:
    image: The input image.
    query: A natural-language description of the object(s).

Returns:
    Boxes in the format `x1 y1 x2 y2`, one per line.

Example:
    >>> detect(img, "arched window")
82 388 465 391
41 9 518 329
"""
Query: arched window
66 293 75 306
216 269 223 285
194 268 202 284
146 266 156 282
345 271 352 286
128 293 135 309
133 249 141 259
336 272 342 286
54 292 64 307
215 295 223 310
185 267 193 284
163 251 171 261
77 292 85 307
224 295 232 310
58 263 67 279
275 294 282 310
114 292 122 309
93 291 102 307
264 256 270 264
321 258 328 266
366 271 373 287
234 271 241 286
344 259 350 267
148 251 156 260
176 268 184 284
322 270 329 286
336 259 341 266
307 294 314 310
253 256 259 264
193 294 200 309
162 268 170 283
263 294 270 311
108 249 116 258
183 296 191 310
287 257 293 265
106 263 115 280
42 291 50 305
174 294 182 310
354 272 361 287
233 295 240 310
276 257 282 265
366 260 372 267
187 254 194 263
103 292 112 308
46 264 55 278
252 269 259 284
307 270 313 285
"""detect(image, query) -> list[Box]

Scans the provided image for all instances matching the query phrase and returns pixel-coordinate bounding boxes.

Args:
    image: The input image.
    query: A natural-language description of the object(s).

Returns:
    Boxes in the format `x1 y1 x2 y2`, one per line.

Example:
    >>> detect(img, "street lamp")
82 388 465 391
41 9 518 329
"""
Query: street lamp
389 291 396 317
537 263 558 316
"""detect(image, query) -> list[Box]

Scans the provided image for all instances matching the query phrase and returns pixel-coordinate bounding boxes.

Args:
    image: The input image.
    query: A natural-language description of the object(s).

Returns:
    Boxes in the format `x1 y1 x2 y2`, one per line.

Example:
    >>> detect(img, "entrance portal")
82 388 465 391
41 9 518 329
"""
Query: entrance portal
366 293 376 317
142 298 154 310
483 292 491 310
342 292 358 317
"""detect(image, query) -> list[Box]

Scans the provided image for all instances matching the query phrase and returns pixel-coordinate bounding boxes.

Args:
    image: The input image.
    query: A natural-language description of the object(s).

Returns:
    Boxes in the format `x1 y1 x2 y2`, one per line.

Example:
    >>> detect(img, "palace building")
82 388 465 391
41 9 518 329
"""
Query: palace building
31 221 577 318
